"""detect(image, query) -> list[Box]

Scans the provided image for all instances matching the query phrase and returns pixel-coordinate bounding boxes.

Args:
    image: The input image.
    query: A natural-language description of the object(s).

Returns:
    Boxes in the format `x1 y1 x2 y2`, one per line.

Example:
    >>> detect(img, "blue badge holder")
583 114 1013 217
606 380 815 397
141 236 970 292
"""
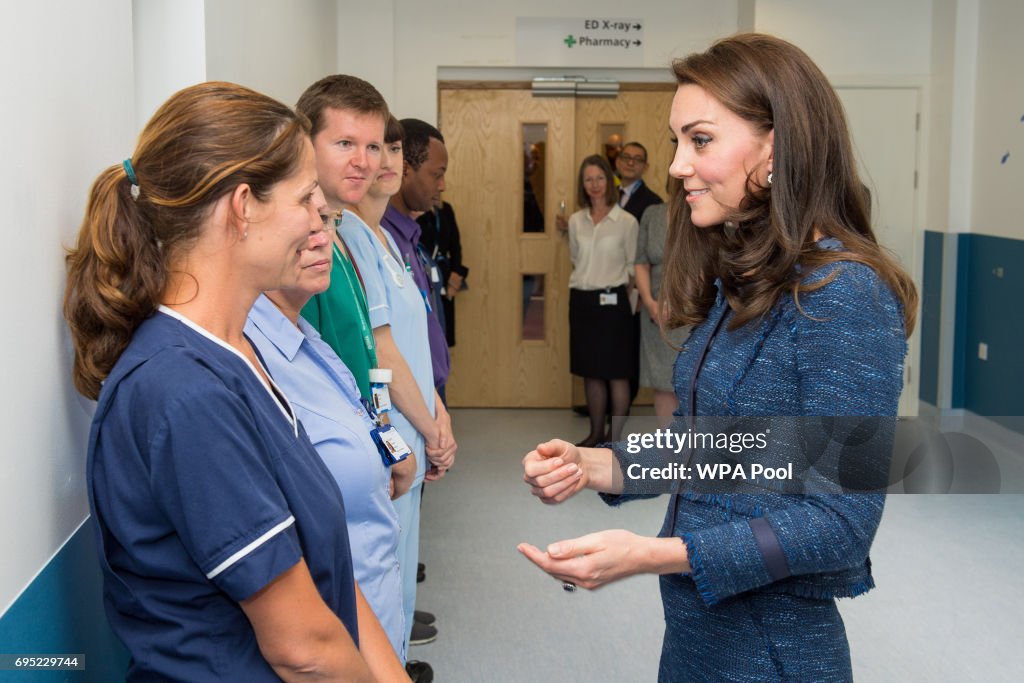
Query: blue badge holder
370 424 412 467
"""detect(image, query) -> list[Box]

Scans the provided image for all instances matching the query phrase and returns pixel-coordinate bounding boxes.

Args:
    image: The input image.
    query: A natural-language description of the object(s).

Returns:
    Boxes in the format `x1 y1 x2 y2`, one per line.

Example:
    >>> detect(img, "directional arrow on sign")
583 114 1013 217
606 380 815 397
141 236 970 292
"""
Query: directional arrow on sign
633 40 642 46
633 23 642 30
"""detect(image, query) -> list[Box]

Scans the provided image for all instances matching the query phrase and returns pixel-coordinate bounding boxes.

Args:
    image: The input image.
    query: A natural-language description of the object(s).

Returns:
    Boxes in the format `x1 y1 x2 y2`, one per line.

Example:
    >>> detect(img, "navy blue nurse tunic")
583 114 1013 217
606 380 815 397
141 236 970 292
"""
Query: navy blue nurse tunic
86 308 359 681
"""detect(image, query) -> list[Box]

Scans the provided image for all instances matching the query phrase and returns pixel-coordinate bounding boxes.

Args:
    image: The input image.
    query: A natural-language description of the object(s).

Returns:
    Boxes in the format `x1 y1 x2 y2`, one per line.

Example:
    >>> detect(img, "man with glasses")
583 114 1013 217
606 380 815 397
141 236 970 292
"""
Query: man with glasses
615 141 663 221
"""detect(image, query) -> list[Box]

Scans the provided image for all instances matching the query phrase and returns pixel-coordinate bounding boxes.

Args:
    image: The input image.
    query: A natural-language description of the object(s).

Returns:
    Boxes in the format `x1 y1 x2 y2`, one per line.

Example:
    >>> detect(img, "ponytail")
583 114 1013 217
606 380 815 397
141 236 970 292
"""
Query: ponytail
64 82 310 399
64 164 165 399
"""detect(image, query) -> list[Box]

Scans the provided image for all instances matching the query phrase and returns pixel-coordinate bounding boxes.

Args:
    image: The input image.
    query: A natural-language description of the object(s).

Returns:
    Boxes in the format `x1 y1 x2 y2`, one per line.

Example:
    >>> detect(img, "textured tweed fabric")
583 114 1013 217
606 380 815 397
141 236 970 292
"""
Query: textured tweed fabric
604 244 907 682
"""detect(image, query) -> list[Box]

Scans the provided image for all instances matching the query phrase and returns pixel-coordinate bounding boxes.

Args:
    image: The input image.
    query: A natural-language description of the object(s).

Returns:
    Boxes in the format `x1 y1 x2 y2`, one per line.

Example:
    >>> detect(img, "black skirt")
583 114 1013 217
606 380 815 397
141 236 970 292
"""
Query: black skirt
569 286 637 379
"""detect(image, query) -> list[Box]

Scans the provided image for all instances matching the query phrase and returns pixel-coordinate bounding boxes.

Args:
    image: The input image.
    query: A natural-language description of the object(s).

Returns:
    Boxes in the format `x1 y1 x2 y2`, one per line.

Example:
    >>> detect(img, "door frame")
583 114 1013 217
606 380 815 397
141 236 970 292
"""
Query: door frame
834 84 924 416
437 81 676 408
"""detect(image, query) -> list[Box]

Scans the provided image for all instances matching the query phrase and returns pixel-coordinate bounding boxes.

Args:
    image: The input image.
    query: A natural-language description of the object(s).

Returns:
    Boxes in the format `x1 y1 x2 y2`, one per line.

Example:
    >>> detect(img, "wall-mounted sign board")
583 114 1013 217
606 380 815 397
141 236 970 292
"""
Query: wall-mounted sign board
516 17 645 67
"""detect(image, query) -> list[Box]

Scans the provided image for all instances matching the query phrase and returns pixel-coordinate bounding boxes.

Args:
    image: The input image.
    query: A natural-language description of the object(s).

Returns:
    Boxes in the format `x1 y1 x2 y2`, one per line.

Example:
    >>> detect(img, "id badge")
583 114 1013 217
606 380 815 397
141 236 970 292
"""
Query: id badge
430 265 441 284
599 291 619 306
371 383 393 414
372 424 412 466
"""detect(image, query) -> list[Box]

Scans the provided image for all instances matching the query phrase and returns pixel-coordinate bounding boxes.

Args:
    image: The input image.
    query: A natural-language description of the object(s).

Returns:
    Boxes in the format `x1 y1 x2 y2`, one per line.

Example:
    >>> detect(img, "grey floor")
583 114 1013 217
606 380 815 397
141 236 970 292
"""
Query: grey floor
414 408 1024 682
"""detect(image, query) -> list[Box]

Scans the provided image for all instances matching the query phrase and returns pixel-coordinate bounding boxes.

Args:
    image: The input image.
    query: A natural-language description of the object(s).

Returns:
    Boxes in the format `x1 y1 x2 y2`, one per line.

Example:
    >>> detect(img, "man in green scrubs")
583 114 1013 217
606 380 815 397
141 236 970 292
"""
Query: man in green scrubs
296 75 388 401
296 76 435 683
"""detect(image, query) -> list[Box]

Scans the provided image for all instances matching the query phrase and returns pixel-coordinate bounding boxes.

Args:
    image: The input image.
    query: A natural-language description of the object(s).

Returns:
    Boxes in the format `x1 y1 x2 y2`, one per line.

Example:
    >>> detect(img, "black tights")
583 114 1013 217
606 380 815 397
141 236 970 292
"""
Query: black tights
580 377 631 446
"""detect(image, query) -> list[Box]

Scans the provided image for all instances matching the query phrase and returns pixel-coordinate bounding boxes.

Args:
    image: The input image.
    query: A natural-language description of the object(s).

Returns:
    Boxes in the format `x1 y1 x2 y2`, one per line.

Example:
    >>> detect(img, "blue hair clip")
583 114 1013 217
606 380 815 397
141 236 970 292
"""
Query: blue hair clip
123 159 140 200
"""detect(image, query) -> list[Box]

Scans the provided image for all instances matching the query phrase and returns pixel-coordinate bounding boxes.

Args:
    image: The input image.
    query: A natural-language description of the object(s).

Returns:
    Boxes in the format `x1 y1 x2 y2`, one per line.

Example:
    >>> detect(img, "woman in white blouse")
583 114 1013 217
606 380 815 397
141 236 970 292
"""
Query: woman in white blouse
567 155 639 446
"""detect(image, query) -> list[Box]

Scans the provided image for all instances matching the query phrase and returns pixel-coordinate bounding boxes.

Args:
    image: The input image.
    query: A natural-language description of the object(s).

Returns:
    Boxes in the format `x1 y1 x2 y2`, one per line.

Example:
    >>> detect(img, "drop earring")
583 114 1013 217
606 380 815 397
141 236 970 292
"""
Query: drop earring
767 172 773 186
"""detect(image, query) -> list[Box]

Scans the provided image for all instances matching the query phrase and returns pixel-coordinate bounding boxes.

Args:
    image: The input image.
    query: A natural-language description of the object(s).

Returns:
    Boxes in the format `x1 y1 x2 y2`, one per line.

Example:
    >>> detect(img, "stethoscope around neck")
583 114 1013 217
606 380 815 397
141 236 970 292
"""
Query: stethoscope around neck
371 225 408 289
382 249 406 288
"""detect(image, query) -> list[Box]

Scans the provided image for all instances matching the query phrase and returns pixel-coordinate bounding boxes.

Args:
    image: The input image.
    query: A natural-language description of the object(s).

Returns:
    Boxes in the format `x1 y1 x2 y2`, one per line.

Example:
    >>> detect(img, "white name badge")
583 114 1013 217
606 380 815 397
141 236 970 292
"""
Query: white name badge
378 425 413 463
430 265 441 283
371 383 393 414
599 292 619 306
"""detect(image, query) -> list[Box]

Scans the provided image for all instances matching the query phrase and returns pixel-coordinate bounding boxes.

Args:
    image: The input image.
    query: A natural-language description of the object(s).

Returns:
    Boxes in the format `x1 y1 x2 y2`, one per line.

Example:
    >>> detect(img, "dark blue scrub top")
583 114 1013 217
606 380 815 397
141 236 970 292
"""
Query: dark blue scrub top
87 310 359 681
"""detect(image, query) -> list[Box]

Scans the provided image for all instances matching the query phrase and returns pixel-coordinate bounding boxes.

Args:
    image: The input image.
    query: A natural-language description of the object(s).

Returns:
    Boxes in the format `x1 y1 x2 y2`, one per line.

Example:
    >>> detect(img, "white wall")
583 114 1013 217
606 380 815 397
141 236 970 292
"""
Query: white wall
925 0 957 234
970 0 1024 240
336 0 740 122
205 0 338 108
133 0 207 126
336 0 397 106
755 0 932 79
0 0 135 614
135 0 339 126
333 0 943 132
947 0 979 235
927 0 966 413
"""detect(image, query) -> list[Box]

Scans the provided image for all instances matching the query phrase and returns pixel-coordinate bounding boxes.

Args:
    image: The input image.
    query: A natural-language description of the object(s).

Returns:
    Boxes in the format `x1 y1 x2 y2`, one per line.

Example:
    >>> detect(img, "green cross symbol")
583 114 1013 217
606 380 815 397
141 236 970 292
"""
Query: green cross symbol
564 34 577 48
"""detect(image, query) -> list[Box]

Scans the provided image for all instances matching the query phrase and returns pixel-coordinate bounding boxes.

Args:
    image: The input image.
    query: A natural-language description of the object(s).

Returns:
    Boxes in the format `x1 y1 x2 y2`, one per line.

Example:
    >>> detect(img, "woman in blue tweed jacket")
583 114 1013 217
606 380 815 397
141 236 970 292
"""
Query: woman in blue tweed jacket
521 33 917 682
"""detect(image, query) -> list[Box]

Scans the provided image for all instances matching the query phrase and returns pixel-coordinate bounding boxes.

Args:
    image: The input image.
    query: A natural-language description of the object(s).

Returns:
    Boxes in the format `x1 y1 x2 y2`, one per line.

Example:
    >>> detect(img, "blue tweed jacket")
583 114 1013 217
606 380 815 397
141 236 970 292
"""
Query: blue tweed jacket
606 247 906 606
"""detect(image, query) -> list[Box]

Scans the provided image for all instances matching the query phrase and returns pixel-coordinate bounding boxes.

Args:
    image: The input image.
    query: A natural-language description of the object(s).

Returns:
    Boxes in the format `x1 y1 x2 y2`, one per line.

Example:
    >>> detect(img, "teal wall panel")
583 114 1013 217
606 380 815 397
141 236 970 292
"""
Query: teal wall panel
952 234 970 409
919 231 944 405
0 522 127 682
955 233 1024 431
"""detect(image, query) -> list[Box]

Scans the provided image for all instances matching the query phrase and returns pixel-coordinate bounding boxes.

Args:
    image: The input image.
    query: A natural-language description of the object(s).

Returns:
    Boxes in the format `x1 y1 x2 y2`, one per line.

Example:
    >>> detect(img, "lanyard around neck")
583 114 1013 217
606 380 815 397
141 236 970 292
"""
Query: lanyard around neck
332 239 377 358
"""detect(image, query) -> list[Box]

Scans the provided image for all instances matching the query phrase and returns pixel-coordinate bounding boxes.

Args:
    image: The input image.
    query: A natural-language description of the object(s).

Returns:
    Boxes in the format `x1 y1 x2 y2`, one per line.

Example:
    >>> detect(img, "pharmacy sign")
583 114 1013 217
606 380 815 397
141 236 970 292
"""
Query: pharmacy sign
517 17 646 67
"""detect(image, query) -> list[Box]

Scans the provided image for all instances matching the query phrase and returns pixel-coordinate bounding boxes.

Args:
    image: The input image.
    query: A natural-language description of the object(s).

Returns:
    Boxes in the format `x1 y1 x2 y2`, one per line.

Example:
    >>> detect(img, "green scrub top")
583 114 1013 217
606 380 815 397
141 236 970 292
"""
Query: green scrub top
301 239 378 401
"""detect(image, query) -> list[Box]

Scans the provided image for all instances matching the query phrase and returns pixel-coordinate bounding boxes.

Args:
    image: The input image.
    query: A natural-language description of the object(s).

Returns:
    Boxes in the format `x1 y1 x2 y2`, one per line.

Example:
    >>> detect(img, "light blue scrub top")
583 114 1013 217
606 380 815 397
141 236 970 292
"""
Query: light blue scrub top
340 211 434 488
245 294 405 659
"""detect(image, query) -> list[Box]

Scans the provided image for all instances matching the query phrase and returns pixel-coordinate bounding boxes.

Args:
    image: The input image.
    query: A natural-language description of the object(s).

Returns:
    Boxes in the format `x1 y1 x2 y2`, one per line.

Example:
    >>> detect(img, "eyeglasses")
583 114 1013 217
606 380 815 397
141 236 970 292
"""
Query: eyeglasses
318 212 340 234
618 153 647 165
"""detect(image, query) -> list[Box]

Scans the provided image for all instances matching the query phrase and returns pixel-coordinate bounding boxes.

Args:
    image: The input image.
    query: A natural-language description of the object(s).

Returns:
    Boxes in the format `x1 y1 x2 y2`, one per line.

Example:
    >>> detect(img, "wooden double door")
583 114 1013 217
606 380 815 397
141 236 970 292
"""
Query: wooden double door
439 83 676 408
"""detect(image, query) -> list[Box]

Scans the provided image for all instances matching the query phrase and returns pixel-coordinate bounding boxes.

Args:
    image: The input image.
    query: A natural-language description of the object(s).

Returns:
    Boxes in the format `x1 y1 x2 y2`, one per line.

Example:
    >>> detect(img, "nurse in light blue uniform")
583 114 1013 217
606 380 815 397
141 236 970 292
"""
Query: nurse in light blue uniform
341 207 434 647
339 118 455 654
246 293 407 660
342 209 434 480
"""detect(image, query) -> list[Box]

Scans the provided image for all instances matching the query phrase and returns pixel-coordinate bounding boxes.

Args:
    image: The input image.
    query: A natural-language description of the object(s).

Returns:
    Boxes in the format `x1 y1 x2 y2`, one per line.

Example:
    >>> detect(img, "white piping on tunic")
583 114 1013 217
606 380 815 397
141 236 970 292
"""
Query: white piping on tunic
206 516 296 579
157 305 298 437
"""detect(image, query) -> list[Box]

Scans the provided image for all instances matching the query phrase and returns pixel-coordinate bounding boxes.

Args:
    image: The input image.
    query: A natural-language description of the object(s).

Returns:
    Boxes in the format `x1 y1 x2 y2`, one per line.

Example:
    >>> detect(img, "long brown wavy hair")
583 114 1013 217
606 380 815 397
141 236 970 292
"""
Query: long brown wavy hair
661 34 917 335
64 82 311 399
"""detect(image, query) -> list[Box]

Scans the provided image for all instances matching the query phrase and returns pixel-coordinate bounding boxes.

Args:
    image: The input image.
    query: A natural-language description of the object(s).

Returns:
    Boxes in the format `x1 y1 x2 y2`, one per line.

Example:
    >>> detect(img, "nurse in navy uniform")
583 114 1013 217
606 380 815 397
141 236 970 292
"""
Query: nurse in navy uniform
64 82 409 682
